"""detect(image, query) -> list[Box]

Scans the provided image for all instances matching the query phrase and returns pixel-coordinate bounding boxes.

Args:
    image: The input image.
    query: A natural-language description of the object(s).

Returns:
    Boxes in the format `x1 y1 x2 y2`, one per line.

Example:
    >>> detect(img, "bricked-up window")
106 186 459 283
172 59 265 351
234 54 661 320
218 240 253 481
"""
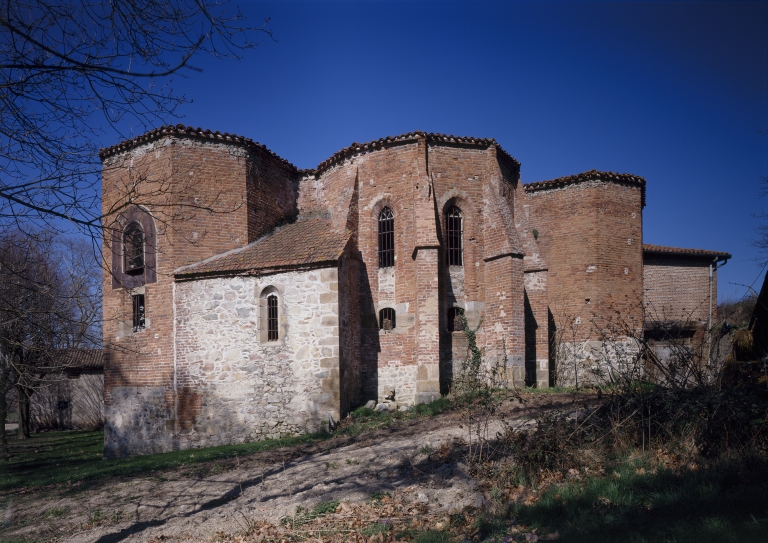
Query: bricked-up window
267 294 279 341
123 222 144 274
448 307 465 332
446 206 463 266
132 294 145 332
378 207 394 268
379 307 396 331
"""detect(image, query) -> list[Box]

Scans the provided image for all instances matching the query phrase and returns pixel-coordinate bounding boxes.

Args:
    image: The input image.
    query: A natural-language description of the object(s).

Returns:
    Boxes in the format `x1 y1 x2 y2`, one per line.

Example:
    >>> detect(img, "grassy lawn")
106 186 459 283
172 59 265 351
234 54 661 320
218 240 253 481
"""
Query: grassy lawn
0 397 456 492
504 456 768 543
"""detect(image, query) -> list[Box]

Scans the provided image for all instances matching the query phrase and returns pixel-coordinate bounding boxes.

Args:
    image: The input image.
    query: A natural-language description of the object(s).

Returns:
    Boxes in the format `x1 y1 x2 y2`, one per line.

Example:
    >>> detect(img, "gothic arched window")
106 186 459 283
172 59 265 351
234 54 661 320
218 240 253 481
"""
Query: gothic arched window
123 222 145 274
378 207 394 268
446 205 463 266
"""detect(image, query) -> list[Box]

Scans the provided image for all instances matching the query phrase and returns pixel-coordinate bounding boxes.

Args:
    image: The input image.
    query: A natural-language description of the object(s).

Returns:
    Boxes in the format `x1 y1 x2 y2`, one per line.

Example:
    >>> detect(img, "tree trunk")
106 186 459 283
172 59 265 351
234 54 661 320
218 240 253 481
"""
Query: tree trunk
0 366 9 447
17 384 30 439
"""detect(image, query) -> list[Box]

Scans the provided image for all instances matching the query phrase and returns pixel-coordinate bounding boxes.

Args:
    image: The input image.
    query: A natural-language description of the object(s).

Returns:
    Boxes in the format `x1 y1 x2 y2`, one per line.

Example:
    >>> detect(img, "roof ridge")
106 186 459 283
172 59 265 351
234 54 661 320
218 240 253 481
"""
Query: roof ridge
305 131 520 176
524 169 647 206
643 244 731 258
101 127 521 176
99 124 299 170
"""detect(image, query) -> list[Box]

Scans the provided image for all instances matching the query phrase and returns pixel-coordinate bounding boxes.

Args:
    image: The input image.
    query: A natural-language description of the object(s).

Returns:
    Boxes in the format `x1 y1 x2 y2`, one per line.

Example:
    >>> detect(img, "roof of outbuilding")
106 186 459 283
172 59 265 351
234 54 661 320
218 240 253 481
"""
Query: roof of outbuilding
524 170 647 206
643 244 731 259
175 219 349 278
99 126 520 175
54 348 104 371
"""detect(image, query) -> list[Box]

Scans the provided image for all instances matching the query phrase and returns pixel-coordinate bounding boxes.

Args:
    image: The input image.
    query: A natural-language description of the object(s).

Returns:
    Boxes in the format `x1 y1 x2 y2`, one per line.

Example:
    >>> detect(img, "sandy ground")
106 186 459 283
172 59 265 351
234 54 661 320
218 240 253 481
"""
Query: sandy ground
2 396 580 543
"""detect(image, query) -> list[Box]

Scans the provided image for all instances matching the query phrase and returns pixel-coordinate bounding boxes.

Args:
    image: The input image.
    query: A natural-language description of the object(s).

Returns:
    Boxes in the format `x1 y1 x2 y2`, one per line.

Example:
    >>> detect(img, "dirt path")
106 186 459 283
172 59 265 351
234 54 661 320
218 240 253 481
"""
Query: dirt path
2 396 581 543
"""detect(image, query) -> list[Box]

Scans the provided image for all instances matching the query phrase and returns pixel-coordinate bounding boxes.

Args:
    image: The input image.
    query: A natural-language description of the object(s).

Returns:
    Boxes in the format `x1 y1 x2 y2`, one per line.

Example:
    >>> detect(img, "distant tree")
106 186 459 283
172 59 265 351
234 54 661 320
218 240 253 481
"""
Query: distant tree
753 130 768 265
0 231 101 443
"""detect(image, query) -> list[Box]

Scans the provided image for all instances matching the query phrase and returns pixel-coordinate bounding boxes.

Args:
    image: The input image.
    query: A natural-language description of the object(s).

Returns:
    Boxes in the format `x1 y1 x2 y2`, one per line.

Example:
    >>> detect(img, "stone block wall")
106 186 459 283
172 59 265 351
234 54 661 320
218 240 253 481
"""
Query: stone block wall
169 268 341 451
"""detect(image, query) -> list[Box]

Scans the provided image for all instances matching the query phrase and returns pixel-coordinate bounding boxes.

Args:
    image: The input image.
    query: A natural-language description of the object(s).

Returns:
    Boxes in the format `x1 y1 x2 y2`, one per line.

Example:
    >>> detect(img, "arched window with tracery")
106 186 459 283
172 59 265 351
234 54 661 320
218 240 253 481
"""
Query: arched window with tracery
378 207 394 268
123 222 145 275
446 205 463 266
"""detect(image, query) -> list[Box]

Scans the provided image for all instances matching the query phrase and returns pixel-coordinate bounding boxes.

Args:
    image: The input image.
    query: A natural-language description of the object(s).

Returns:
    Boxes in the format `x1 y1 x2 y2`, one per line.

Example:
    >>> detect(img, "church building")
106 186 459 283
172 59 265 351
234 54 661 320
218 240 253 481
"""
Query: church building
100 126 729 457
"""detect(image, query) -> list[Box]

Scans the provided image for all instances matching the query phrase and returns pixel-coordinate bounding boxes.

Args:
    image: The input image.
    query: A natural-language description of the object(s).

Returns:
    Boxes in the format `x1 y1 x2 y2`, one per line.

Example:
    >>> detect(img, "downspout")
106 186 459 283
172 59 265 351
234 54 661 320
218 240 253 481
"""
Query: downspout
708 256 729 380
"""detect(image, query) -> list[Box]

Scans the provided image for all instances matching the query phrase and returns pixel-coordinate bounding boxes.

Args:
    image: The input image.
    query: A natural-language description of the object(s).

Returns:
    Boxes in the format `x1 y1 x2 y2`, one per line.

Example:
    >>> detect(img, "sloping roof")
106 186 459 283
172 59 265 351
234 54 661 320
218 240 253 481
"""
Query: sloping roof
98 124 298 171
643 244 731 260
176 219 349 278
55 348 104 371
524 170 647 206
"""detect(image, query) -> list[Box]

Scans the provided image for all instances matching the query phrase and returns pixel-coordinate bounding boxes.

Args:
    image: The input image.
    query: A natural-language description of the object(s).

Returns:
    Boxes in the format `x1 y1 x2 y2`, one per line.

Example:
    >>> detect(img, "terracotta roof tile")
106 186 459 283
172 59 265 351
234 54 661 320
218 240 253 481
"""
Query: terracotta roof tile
176 219 349 277
100 126 520 175
643 244 731 259
53 348 104 370
98 124 298 171
524 170 646 207
307 131 520 175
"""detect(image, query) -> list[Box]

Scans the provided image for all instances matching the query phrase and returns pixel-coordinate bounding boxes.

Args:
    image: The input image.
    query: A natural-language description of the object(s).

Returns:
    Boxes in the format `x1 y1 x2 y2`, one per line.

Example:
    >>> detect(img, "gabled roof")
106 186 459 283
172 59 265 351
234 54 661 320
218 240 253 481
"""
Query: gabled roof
524 170 647 207
643 244 731 260
175 219 349 278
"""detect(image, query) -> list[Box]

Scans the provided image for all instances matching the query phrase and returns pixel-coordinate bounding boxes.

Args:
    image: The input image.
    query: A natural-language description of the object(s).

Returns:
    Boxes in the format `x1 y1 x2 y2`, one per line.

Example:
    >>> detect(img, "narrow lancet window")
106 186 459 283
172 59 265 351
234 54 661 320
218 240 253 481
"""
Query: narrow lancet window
379 308 396 331
378 207 394 268
267 294 278 341
123 222 145 274
446 206 463 266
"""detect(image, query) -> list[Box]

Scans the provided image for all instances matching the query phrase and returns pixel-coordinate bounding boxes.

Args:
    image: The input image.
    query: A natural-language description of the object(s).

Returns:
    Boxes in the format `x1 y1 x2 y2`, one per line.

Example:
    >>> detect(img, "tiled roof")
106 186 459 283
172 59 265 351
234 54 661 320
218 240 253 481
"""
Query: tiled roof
643 244 731 259
307 131 520 175
98 124 298 170
524 170 647 206
54 348 104 370
100 126 520 175
176 219 349 277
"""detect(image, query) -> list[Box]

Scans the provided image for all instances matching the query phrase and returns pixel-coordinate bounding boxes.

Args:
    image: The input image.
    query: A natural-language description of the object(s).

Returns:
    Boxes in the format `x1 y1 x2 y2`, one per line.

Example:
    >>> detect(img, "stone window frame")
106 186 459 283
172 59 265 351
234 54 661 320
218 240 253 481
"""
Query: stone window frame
258 285 285 344
111 205 157 289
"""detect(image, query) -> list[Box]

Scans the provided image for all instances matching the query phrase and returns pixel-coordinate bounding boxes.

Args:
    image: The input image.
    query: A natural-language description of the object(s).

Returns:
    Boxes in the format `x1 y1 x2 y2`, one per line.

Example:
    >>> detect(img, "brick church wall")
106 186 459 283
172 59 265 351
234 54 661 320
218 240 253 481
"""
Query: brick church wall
102 135 297 457
523 179 644 385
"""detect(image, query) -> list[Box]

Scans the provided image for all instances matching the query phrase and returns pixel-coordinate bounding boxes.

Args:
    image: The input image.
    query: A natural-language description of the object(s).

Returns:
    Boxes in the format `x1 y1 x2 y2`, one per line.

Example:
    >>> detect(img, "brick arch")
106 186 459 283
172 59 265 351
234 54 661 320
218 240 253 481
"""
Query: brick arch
111 204 157 289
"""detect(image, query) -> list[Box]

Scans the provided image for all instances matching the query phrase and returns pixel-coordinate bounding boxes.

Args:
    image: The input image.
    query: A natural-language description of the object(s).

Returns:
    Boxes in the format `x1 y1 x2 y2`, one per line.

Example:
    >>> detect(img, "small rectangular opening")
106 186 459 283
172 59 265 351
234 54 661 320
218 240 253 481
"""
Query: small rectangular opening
448 307 465 332
379 307 396 331
132 294 146 332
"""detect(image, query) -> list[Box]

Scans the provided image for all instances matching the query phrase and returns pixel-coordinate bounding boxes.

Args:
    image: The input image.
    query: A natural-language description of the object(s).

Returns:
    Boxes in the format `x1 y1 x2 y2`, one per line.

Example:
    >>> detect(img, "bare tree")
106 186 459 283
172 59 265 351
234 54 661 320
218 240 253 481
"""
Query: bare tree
0 0 270 240
0 230 101 442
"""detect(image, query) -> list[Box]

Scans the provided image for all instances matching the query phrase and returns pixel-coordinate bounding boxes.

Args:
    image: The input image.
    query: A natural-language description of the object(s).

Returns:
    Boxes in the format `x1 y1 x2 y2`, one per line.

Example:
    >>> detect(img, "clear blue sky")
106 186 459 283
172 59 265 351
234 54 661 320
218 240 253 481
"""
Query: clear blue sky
124 1 768 302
